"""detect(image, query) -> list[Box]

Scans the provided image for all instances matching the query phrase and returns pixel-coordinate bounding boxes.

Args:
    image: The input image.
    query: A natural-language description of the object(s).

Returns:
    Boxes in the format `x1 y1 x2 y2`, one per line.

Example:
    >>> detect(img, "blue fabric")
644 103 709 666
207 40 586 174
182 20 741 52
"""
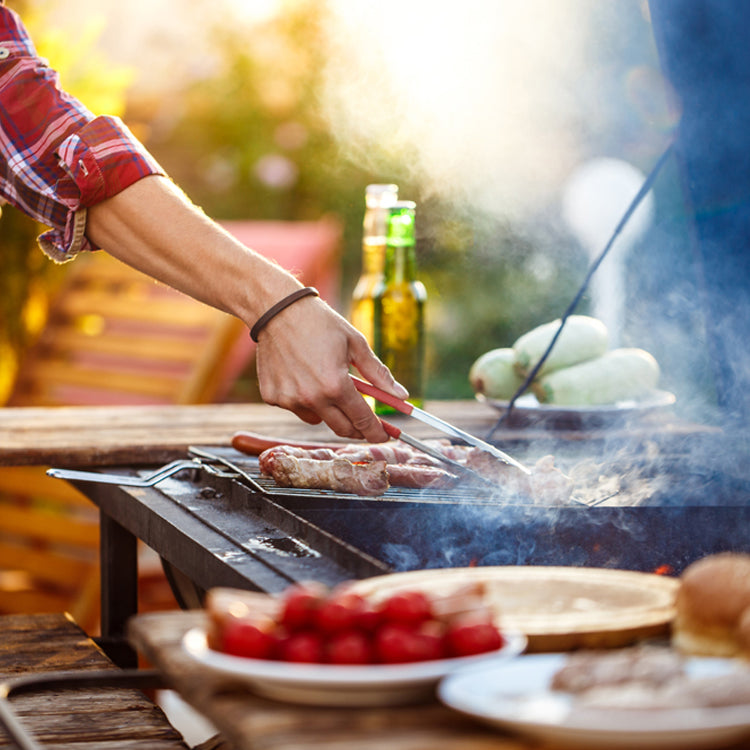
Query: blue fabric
650 1 750 423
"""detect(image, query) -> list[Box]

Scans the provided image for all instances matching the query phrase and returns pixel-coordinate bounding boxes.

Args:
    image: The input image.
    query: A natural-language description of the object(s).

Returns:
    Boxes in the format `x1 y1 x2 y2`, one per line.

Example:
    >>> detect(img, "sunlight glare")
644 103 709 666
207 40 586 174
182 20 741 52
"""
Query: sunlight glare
223 0 285 24
322 0 591 219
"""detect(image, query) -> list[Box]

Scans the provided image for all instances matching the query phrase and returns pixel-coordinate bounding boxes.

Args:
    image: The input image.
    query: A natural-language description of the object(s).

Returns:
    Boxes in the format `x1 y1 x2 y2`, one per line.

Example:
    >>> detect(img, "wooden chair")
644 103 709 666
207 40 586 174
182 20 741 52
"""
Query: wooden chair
0 217 342 634
4 251 249 407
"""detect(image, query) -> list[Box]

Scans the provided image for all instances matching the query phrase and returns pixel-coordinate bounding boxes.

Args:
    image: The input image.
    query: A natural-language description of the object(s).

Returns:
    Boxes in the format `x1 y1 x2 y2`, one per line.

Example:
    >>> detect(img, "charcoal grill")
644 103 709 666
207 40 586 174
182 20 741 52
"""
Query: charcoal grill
180 442 750 576
62 432 750 667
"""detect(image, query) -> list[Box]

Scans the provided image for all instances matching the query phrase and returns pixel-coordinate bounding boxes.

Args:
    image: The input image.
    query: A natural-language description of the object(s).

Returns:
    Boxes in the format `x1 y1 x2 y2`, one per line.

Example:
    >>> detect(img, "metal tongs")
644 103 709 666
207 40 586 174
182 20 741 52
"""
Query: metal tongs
351 375 530 475
46 459 197 486
45 454 236 487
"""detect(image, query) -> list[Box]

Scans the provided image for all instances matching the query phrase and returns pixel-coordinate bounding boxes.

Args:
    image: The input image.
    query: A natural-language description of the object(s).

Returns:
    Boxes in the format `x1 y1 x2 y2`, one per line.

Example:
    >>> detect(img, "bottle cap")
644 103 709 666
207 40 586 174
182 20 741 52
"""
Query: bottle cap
365 184 399 208
386 201 416 247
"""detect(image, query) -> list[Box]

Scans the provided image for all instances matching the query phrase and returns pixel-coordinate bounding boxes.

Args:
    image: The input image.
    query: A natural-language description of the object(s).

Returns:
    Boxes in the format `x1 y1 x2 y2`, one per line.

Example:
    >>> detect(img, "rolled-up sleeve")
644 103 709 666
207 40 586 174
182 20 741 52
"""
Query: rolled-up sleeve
40 115 165 261
0 5 165 261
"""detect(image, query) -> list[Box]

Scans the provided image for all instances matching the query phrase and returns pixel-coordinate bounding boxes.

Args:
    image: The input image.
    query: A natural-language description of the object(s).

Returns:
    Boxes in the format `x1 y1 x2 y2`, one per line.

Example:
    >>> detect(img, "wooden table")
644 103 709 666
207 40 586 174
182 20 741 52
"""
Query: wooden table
0 612 189 749
0 399 710 467
0 404 742 749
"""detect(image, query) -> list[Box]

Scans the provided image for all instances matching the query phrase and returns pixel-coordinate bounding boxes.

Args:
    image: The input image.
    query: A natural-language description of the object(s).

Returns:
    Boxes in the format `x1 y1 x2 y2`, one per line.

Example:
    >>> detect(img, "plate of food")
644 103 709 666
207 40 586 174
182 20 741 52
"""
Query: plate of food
470 316 676 429
182 626 526 707
438 648 750 749
185 582 527 707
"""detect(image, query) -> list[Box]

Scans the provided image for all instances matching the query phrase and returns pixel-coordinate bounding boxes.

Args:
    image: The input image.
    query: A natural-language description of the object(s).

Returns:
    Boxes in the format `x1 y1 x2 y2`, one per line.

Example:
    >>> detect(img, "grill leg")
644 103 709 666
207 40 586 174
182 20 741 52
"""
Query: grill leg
97 511 138 668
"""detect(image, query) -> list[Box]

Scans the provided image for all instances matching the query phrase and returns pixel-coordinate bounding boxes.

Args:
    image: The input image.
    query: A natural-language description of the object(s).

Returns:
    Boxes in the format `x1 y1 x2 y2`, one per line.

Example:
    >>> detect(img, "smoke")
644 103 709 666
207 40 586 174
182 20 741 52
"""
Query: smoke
318 1 746 425
319 0 595 220
562 157 655 346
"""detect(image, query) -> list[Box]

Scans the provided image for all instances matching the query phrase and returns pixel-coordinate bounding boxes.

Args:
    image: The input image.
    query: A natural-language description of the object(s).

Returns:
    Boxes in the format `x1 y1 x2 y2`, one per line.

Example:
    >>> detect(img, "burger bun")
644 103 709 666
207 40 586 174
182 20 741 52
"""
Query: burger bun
672 552 750 658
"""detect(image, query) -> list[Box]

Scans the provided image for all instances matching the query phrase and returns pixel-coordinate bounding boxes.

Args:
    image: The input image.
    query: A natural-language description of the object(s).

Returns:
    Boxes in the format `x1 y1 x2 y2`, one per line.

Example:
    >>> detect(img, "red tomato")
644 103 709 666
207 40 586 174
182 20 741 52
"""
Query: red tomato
315 592 367 633
279 583 327 630
445 620 504 657
222 618 276 660
374 623 443 663
414 620 447 661
325 630 374 665
378 590 433 626
355 602 383 632
278 631 325 663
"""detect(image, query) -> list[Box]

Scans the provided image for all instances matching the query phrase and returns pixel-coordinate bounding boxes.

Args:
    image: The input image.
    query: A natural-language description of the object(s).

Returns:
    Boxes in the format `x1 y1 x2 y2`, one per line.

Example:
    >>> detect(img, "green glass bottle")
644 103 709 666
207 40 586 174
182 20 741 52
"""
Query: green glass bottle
350 184 398 347
373 201 426 414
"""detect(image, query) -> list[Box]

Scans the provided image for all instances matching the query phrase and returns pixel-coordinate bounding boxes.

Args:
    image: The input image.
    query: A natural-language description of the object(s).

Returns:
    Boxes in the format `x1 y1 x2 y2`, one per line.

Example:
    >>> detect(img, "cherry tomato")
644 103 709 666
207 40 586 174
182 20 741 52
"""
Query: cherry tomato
325 630 374 665
355 602 383 633
378 590 433 626
222 618 277 660
279 583 327 630
414 620 447 661
278 631 325 663
315 592 367 633
445 620 503 657
374 623 442 663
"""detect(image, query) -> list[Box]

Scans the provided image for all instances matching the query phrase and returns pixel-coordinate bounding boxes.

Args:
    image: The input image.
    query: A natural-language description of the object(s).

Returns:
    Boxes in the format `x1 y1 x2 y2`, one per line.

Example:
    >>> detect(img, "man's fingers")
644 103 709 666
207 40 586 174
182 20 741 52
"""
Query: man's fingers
298 376 389 443
278 382 370 440
349 337 409 401
334 380 389 443
290 407 324 427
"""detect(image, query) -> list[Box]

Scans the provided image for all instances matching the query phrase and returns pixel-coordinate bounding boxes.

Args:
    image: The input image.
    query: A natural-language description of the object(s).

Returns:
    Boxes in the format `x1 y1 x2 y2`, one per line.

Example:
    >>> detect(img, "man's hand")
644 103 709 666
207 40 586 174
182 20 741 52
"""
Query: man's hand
254 295 408 442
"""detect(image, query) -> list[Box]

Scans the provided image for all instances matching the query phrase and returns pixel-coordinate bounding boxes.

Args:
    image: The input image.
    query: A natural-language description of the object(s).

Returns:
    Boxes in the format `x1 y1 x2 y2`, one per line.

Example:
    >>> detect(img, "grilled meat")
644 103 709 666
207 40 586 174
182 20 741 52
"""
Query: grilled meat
465 450 574 504
256 440 571 502
551 645 685 693
385 463 458 489
336 442 441 465
259 444 457 494
552 644 750 711
259 447 390 497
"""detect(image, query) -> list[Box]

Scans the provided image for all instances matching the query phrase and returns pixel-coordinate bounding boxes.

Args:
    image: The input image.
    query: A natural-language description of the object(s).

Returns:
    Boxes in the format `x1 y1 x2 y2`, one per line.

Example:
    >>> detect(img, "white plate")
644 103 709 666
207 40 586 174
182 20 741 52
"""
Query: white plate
477 390 676 429
439 653 750 749
182 627 526 707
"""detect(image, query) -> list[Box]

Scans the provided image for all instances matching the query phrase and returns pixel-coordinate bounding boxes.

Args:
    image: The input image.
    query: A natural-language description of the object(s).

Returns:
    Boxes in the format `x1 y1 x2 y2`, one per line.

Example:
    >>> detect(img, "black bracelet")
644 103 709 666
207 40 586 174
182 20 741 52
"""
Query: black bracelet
250 287 320 342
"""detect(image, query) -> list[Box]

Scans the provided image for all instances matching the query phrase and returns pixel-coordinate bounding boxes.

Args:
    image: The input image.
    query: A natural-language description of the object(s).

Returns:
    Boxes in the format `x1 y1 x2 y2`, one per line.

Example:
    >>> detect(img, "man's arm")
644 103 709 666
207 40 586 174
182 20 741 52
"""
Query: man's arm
86 175 407 441
0 4 407 439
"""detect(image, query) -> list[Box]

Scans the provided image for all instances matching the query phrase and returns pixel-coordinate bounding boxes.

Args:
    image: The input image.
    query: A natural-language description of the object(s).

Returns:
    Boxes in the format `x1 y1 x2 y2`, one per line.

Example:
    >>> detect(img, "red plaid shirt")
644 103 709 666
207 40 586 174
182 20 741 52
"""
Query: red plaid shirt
0 4 164 260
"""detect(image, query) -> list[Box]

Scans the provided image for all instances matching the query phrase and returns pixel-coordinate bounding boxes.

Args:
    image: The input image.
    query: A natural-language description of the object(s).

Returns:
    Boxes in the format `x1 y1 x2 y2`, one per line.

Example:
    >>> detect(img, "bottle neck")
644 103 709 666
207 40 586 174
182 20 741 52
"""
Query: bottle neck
361 237 386 275
384 243 417 283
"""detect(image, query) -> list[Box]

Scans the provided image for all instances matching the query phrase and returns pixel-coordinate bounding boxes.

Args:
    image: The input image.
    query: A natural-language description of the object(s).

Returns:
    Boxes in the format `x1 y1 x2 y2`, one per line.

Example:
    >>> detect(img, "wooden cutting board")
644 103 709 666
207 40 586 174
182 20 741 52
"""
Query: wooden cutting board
351 566 679 652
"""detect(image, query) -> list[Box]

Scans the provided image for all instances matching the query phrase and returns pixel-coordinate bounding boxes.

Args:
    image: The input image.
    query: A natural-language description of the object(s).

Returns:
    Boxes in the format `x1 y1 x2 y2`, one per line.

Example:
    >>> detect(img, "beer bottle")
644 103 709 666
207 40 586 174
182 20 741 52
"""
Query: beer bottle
350 184 398 346
373 200 426 413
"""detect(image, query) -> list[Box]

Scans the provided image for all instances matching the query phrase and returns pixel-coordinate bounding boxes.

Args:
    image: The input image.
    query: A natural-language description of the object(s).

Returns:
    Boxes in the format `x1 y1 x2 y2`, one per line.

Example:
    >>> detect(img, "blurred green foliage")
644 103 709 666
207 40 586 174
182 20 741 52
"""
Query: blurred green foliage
129 0 600 399
422 211 587 398
3 0 681 404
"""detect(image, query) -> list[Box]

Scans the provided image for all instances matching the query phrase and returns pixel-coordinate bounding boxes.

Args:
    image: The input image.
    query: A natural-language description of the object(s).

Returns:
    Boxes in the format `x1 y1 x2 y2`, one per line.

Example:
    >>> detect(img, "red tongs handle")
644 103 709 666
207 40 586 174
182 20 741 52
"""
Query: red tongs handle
350 375 407 440
378 419 402 440
350 375 414 416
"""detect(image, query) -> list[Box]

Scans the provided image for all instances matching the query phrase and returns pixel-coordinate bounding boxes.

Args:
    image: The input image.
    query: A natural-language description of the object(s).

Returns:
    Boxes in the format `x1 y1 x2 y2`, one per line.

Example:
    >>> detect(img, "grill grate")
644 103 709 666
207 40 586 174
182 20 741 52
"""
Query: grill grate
191 448 576 507
246 469 515 505
188 444 750 511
